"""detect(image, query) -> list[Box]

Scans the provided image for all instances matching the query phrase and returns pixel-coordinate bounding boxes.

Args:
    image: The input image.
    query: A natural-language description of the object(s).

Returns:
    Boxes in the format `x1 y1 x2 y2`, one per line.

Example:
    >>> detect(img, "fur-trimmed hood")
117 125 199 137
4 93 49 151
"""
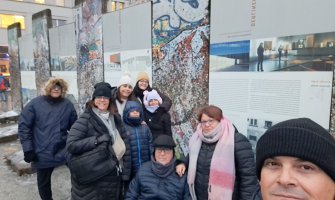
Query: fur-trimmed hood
44 77 68 98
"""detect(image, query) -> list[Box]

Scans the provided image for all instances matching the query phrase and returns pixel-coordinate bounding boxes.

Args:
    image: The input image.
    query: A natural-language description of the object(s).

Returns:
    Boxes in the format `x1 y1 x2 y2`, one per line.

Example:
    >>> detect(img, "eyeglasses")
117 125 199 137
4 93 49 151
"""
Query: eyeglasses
51 85 62 91
139 80 149 84
95 96 110 100
200 119 216 126
155 147 173 154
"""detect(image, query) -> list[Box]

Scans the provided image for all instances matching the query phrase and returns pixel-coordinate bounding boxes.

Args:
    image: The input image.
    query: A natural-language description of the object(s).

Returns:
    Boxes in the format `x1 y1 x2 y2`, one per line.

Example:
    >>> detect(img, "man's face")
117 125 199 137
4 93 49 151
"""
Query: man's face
154 147 173 166
260 156 335 200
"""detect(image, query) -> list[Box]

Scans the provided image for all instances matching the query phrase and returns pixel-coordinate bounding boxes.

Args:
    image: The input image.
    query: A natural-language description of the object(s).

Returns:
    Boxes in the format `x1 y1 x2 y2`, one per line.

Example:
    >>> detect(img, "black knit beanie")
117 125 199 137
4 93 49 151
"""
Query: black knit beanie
256 118 335 181
154 135 176 149
153 135 176 156
92 84 112 100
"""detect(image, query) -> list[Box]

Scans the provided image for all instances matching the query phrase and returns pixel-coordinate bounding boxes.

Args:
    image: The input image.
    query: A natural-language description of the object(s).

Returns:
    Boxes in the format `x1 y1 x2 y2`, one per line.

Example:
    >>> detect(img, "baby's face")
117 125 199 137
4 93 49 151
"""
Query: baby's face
149 99 160 106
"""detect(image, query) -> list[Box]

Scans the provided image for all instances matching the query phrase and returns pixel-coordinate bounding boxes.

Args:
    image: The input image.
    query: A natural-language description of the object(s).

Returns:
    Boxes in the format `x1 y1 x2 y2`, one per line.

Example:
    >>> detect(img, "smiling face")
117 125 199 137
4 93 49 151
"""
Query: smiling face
94 96 110 112
138 79 149 90
119 84 133 99
148 99 160 106
260 156 335 200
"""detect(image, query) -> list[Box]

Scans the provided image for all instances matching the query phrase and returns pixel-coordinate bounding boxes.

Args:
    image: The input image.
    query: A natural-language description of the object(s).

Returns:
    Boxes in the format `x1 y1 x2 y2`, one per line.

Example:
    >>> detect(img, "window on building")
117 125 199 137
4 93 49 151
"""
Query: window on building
56 0 65 6
0 14 25 29
35 0 45 4
264 121 272 129
52 19 66 27
119 2 124 10
107 1 126 12
109 1 116 11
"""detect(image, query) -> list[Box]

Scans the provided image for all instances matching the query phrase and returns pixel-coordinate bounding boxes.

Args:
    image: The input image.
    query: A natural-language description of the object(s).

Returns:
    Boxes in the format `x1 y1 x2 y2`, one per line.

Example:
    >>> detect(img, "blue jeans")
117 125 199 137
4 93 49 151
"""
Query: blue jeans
0 91 6 102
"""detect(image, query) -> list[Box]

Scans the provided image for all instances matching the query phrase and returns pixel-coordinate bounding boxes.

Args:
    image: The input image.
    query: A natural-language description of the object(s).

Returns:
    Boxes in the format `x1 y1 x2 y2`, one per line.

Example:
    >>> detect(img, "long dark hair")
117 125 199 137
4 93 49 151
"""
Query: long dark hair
115 85 137 103
133 80 152 100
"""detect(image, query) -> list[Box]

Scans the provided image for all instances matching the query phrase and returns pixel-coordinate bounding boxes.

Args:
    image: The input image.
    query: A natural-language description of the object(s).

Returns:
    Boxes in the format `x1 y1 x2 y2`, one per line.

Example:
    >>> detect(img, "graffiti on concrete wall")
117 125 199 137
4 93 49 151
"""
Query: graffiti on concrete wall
32 9 52 96
152 0 210 156
76 0 104 112
7 23 22 112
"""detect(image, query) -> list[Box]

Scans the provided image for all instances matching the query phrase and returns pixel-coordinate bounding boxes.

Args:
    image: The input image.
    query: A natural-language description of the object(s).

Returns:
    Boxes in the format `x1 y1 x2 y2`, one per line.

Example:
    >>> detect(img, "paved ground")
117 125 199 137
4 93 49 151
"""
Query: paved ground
0 138 71 200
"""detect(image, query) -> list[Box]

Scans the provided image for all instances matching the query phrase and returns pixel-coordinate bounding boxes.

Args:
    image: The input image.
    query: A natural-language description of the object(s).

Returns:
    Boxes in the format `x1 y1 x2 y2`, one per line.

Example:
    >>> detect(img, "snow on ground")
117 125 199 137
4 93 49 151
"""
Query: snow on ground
0 111 19 138
0 111 19 118
0 124 18 137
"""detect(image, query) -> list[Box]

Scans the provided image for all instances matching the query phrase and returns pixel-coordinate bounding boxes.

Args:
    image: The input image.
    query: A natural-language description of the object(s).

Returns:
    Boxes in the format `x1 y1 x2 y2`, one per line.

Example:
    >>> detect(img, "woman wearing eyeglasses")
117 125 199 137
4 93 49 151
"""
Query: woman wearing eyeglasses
177 105 257 200
66 83 131 200
133 71 172 112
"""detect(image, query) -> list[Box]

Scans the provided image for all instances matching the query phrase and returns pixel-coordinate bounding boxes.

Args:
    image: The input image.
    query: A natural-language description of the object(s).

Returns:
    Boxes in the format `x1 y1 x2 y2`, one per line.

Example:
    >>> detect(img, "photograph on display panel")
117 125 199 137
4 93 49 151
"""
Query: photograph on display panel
210 31 335 72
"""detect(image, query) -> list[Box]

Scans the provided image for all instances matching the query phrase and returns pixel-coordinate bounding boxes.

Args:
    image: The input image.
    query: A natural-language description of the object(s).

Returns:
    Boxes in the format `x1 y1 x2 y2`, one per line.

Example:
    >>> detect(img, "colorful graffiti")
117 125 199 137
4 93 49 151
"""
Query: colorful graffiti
32 9 52 96
7 23 22 112
152 0 210 156
76 0 104 112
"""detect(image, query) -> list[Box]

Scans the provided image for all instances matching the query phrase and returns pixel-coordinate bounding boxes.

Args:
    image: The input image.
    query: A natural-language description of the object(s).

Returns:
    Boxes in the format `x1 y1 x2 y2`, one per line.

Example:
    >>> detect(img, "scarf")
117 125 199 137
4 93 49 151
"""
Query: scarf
145 105 159 113
188 118 235 200
151 155 176 178
93 108 126 162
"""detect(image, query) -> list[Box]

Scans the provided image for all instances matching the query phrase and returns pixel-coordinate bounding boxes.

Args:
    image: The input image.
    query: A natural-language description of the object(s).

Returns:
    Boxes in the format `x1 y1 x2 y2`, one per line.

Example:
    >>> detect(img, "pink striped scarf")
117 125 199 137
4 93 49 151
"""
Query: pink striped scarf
187 118 235 200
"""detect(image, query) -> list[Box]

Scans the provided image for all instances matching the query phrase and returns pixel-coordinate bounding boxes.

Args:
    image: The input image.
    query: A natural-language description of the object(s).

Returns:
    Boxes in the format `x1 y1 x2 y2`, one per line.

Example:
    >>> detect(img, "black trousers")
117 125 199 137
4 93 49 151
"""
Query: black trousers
37 167 54 200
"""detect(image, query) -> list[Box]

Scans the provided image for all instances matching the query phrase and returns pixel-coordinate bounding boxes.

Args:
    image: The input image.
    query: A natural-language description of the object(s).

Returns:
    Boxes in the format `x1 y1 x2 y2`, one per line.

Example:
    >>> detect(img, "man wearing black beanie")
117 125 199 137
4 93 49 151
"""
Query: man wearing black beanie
253 118 335 200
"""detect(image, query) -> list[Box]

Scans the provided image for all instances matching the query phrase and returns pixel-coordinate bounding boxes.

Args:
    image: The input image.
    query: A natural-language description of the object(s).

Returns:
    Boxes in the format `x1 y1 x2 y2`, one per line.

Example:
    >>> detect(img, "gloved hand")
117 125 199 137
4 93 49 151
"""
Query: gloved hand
23 151 38 163
96 134 111 144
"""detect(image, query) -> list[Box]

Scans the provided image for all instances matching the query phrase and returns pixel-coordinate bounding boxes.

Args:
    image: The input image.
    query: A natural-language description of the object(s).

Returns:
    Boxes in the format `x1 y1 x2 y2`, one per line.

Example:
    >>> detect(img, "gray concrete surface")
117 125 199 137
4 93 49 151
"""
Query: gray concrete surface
0 140 71 200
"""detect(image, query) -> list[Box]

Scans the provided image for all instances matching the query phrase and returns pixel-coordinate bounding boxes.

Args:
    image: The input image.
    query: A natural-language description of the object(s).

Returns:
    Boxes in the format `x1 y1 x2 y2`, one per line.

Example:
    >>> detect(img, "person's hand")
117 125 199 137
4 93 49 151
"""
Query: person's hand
23 151 38 163
96 134 111 144
176 163 186 177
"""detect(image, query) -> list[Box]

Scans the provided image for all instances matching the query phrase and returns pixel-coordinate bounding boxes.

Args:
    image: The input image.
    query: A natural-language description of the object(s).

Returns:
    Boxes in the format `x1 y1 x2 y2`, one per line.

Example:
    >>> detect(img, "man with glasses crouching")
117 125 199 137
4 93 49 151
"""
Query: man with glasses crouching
126 135 191 200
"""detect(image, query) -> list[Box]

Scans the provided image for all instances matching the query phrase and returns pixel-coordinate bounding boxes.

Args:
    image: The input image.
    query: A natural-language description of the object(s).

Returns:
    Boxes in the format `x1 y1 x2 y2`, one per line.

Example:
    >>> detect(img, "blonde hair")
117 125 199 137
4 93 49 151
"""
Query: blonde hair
43 77 68 98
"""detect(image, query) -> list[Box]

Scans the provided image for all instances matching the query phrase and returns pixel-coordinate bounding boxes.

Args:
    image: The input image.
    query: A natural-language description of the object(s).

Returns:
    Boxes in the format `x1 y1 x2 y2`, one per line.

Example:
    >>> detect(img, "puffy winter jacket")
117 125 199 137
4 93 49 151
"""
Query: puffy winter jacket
126 161 191 200
144 109 172 139
123 101 153 177
192 131 258 200
66 107 131 200
18 96 77 169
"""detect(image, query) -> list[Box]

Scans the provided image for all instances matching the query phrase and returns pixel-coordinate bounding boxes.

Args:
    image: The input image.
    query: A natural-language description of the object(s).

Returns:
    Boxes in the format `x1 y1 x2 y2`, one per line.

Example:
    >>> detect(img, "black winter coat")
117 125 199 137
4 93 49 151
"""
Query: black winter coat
144 109 172 139
126 161 191 200
18 96 77 169
66 108 131 200
191 131 258 200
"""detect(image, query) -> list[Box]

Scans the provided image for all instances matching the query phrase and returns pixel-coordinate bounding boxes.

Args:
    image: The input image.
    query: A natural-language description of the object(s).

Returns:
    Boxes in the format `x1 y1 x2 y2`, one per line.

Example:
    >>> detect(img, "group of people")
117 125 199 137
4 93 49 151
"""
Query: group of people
18 72 335 200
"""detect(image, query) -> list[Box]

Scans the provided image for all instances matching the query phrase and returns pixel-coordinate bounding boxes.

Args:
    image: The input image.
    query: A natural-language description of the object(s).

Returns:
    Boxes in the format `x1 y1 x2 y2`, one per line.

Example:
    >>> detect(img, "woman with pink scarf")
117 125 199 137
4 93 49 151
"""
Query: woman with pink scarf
177 105 257 200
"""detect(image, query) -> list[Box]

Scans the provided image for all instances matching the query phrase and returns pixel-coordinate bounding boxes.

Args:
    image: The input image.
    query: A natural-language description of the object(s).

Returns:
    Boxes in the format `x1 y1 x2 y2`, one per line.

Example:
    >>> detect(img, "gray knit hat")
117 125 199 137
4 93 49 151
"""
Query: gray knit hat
256 118 335 181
